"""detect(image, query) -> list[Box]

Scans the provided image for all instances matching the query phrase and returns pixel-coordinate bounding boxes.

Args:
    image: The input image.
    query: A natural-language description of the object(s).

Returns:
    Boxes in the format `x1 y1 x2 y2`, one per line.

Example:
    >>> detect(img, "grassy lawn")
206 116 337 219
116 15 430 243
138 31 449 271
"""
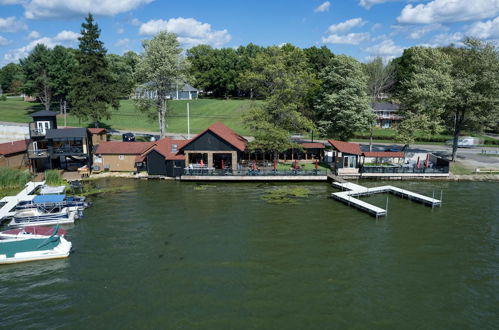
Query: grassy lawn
0 97 256 135
450 162 475 175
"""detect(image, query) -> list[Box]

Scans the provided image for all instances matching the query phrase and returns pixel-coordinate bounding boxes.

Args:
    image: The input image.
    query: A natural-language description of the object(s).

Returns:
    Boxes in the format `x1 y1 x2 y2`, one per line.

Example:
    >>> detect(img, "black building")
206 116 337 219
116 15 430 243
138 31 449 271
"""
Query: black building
27 110 93 172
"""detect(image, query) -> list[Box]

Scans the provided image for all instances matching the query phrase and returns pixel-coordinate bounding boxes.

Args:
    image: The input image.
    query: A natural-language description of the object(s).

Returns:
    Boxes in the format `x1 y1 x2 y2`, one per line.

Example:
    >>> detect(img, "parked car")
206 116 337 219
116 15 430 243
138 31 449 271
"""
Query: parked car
122 132 135 142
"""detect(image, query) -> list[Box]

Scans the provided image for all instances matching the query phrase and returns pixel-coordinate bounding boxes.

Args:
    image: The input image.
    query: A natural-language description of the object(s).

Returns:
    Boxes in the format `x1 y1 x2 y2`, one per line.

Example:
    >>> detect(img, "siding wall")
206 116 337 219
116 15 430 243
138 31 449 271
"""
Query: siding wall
101 154 137 171
0 153 27 169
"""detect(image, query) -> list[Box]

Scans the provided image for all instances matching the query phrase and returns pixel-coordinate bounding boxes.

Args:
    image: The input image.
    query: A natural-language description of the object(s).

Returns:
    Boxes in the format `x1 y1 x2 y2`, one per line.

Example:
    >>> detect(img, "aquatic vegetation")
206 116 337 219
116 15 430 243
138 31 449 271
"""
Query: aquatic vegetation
44 170 65 186
262 187 311 204
0 168 33 198
194 185 214 191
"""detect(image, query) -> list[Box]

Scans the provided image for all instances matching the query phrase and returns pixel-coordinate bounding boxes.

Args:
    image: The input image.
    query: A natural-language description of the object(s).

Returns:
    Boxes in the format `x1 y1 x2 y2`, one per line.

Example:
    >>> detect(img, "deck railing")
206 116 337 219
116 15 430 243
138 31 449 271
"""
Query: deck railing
360 165 449 174
27 148 49 158
183 168 327 176
50 146 84 154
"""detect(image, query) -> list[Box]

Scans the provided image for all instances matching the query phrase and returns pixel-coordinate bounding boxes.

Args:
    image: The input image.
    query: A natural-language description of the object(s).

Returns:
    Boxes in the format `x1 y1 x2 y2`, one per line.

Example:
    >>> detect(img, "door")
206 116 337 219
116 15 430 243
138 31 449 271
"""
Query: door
343 155 357 168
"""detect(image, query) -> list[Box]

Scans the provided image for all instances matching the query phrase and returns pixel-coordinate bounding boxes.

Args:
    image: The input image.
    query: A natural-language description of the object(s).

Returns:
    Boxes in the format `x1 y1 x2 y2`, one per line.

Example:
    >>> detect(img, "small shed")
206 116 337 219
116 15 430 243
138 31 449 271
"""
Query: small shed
94 141 155 172
141 138 187 177
0 139 28 169
88 128 107 146
328 140 362 174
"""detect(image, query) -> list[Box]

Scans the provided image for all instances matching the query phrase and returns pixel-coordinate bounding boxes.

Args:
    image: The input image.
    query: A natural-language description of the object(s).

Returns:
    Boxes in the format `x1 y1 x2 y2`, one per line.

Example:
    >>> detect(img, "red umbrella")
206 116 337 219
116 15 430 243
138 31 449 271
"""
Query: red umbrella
200 159 204 167
221 159 225 169
425 153 430 168
252 160 256 170
294 160 298 169
315 159 318 169
416 156 420 169
273 159 277 170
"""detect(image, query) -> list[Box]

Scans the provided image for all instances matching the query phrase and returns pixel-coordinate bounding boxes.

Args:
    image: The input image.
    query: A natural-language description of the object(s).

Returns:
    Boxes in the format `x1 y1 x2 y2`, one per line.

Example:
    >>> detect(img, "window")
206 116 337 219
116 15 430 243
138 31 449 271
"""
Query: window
118 155 125 160
171 144 178 153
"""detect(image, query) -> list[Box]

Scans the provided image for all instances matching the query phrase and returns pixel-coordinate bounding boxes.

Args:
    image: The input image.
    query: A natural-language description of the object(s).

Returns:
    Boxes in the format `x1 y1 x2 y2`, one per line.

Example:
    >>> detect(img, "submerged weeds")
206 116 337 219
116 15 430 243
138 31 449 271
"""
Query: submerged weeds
262 187 311 204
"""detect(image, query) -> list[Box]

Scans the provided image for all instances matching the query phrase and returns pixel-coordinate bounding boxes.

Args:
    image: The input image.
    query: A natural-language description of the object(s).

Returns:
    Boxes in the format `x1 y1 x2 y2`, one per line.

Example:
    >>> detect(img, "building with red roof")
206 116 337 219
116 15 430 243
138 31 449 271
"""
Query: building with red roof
0 139 28 169
87 128 107 146
94 141 155 172
327 139 363 175
179 121 248 170
140 138 187 177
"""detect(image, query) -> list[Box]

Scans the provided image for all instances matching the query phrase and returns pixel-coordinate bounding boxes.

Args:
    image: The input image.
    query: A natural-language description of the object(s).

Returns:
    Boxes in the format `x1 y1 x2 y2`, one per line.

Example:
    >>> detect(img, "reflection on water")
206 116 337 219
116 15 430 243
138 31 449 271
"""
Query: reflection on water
0 178 498 329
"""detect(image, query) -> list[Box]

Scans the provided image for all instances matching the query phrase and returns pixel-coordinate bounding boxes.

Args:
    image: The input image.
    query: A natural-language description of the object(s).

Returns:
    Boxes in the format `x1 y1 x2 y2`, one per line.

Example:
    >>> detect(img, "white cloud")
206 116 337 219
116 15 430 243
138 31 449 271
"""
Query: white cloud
322 32 370 45
0 0 25 4
397 0 499 24
364 39 404 60
115 38 130 48
467 16 499 39
130 18 142 26
0 16 28 33
371 23 382 31
359 0 398 9
116 27 125 34
17 0 154 19
3 30 79 62
315 1 330 13
0 35 11 46
54 30 80 42
408 23 444 39
139 17 232 48
27 30 41 39
328 18 367 33
429 32 464 46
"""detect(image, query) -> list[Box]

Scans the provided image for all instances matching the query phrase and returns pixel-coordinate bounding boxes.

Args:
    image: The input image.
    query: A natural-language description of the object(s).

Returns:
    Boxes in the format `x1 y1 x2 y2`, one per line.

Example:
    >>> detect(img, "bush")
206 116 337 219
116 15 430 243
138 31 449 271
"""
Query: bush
0 95 7 101
0 168 32 188
44 169 65 185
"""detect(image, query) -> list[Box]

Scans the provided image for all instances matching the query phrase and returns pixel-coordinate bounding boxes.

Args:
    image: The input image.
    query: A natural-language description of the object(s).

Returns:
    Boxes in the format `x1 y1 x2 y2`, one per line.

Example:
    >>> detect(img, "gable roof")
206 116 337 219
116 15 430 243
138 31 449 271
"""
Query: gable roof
362 151 405 158
30 110 58 117
180 122 247 152
328 140 362 155
138 138 187 162
46 128 88 139
95 141 155 155
88 128 106 135
0 139 27 156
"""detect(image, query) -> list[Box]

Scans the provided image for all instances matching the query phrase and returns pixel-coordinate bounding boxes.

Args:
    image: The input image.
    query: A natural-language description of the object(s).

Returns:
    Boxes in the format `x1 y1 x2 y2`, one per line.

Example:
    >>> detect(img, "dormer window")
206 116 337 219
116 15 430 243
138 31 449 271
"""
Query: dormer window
171 144 178 153
36 121 51 134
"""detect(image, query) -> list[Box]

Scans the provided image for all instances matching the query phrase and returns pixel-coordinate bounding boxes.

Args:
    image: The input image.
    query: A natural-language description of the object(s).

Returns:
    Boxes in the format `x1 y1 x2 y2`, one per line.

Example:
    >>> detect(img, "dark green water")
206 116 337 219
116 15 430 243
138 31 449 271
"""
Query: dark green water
1 179 498 329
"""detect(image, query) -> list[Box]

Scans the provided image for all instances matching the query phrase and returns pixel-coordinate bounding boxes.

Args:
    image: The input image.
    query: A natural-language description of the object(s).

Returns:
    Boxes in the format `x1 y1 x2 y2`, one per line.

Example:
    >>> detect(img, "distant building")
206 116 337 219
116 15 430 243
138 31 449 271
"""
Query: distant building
134 83 199 100
0 139 28 169
93 141 156 172
371 102 402 128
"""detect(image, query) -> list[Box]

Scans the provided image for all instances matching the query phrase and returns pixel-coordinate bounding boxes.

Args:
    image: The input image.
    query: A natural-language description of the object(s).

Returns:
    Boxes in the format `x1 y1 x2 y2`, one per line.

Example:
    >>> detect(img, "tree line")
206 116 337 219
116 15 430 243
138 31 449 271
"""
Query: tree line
0 14 498 160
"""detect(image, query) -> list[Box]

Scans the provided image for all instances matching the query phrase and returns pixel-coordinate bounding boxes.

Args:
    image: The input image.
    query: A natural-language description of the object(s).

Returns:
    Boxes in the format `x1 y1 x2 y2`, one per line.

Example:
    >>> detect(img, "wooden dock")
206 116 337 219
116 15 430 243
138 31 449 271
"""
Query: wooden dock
0 181 44 221
331 181 441 217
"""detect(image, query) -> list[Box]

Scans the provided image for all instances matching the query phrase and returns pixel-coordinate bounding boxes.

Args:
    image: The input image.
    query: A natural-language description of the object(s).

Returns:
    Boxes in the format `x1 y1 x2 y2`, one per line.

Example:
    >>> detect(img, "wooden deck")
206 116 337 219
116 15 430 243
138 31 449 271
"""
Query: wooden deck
0 181 45 221
331 181 441 217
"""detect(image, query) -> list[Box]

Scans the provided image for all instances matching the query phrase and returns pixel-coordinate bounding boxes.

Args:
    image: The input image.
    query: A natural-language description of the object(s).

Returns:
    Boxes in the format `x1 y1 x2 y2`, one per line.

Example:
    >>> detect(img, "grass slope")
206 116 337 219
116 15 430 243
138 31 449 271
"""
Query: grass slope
0 97 256 135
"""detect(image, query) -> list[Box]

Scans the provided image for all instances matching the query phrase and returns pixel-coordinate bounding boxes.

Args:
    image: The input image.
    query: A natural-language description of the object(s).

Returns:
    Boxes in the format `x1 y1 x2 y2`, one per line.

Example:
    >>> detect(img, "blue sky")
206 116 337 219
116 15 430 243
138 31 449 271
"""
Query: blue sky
1 0 499 66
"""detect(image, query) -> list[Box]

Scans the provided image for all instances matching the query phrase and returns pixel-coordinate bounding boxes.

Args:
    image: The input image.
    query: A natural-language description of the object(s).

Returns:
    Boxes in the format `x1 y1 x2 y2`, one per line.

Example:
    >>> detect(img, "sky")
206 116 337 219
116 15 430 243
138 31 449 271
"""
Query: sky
1 0 499 66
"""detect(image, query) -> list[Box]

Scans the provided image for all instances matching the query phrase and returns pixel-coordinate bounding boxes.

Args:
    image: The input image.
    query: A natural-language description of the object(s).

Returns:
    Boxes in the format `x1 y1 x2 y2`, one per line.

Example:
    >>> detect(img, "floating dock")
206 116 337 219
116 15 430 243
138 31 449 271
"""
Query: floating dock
0 181 44 221
331 181 441 217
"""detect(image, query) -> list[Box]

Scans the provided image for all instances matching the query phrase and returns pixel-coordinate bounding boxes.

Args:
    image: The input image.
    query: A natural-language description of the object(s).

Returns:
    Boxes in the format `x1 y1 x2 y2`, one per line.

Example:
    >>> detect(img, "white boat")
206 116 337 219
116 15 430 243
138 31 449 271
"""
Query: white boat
8 207 76 227
0 226 67 239
0 235 72 264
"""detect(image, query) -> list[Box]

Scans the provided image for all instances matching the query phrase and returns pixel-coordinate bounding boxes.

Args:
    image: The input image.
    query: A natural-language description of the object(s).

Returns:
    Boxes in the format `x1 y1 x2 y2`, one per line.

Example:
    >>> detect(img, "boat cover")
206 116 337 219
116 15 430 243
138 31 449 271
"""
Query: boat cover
39 186 66 195
33 194 65 204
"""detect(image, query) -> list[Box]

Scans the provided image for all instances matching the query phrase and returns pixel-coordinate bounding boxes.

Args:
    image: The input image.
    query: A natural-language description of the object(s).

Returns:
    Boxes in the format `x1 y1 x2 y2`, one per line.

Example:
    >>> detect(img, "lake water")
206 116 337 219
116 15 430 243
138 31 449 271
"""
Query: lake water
1 179 498 329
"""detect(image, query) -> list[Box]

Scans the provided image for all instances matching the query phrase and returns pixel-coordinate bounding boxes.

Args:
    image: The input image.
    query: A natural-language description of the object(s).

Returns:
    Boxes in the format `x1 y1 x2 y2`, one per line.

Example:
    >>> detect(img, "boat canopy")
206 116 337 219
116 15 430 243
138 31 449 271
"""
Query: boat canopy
39 186 66 195
33 194 65 204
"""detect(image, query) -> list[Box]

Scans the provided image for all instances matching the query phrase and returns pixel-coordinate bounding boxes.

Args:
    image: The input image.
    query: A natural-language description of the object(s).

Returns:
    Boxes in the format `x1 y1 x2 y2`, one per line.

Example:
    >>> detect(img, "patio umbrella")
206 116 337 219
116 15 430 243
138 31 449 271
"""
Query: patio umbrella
294 160 298 169
425 153 430 168
252 160 256 170
200 159 204 167
221 159 225 169
273 159 277 170
315 159 318 169
416 156 420 169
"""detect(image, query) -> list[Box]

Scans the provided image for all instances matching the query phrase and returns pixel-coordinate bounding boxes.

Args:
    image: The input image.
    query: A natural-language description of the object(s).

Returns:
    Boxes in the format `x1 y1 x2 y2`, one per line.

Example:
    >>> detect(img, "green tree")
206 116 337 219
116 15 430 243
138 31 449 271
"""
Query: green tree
315 55 375 141
135 31 186 138
397 47 453 146
363 56 396 100
20 44 54 110
70 13 119 126
0 63 24 94
108 52 138 98
243 45 314 158
51 46 77 115
443 38 499 161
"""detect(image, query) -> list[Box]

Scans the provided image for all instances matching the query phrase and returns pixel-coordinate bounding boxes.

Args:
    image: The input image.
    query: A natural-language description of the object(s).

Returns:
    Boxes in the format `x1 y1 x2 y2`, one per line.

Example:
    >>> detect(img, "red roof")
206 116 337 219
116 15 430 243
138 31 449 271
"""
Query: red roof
137 138 187 162
301 142 325 149
180 122 247 152
0 139 27 156
88 128 106 135
363 151 405 158
328 140 362 155
95 141 155 155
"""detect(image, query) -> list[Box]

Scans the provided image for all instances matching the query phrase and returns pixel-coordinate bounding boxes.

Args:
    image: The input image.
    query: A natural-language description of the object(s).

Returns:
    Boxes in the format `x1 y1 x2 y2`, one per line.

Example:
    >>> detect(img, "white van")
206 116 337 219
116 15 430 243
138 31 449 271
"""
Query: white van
446 136 479 148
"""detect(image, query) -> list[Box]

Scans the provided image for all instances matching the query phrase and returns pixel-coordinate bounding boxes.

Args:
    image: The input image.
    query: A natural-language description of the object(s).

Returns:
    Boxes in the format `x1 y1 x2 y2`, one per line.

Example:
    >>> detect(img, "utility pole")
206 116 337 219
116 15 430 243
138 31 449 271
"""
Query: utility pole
187 102 190 139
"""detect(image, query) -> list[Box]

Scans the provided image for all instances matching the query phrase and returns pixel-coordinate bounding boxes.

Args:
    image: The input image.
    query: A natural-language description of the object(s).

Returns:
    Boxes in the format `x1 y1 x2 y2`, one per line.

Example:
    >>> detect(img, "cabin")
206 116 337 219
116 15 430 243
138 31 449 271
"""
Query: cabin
328 140 362 175
93 141 155 172
134 83 199 100
139 138 187 177
371 102 402 128
179 122 248 170
26 110 93 172
0 139 28 169
88 128 107 146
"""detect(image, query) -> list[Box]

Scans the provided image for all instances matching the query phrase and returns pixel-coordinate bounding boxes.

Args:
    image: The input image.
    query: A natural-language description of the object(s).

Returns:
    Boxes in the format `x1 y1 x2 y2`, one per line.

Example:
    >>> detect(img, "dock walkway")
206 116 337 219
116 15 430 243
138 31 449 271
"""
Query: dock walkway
331 181 441 217
0 181 44 221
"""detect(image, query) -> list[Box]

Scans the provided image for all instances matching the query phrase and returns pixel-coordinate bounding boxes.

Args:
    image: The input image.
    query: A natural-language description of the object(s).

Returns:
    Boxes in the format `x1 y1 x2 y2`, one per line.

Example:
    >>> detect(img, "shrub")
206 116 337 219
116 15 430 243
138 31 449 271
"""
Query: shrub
44 169 65 185
0 168 32 188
